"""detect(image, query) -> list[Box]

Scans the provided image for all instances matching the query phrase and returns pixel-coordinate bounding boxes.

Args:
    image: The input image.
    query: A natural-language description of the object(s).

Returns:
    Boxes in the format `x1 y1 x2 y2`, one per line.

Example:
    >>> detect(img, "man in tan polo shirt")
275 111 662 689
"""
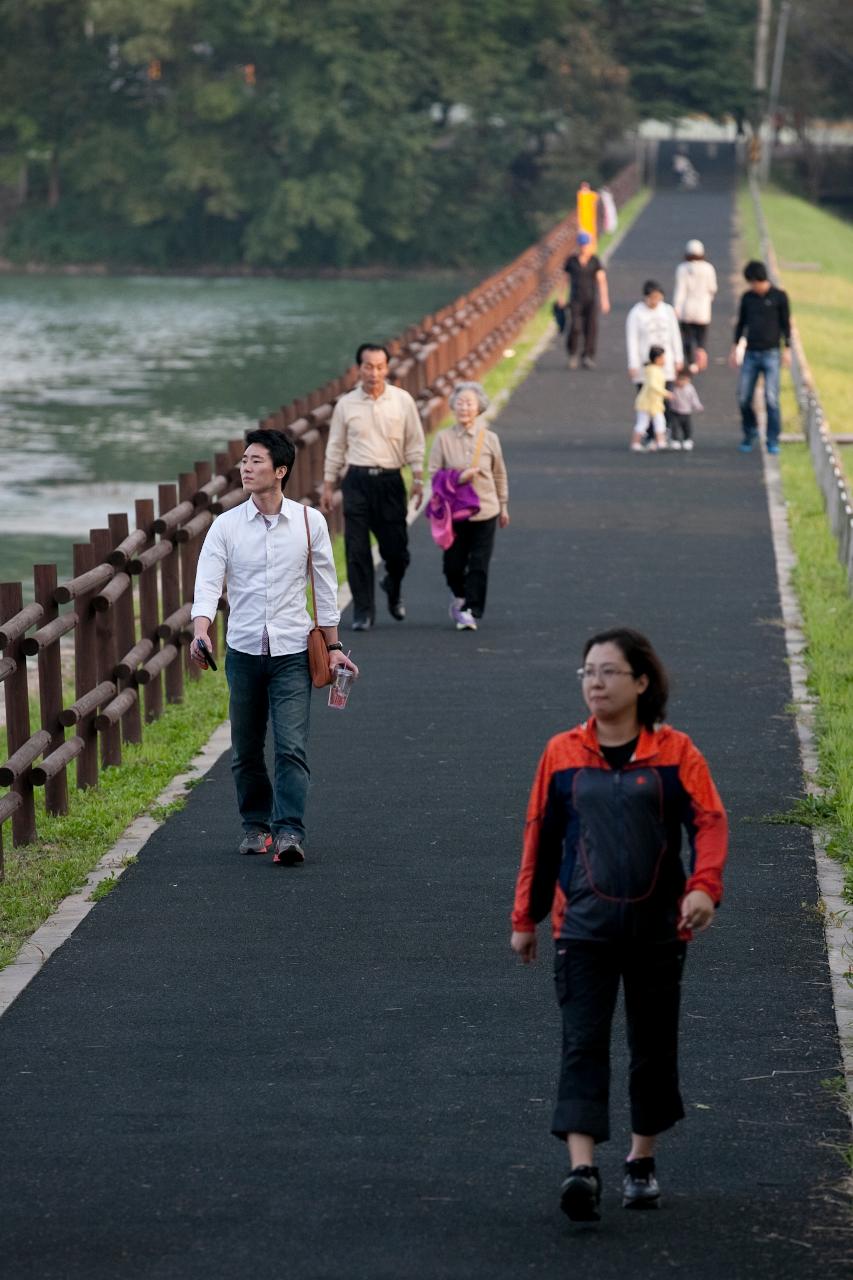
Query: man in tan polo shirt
321 343 425 631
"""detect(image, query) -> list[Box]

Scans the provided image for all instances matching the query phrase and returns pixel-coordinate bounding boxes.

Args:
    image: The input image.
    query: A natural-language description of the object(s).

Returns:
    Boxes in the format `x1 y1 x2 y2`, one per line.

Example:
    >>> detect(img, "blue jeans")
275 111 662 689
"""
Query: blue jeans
738 348 781 447
225 647 312 840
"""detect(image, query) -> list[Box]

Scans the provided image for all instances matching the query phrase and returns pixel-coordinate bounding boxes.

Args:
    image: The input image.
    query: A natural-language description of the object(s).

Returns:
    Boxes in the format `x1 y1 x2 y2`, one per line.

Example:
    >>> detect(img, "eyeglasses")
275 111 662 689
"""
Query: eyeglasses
576 666 636 682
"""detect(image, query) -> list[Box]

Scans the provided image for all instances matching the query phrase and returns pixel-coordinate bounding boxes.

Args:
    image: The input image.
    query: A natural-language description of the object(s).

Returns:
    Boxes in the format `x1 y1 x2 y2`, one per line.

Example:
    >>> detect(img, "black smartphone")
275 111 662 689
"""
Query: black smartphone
196 638 218 671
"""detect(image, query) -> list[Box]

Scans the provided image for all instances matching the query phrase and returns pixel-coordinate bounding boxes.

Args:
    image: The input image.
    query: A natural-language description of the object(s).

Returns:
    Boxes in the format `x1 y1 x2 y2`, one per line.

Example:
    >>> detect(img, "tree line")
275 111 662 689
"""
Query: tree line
0 1 845 270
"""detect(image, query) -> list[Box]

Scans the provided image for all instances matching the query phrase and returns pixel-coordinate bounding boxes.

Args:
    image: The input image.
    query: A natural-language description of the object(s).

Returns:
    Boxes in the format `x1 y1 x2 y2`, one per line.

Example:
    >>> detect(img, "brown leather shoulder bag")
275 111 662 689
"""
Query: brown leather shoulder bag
304 506 333 688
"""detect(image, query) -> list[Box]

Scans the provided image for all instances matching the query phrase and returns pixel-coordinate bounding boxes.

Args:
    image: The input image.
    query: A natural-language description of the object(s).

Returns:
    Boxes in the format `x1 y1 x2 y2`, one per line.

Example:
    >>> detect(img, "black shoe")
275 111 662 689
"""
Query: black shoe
622 1157 660 1210
379 575 406 621
351 617 372 632
559 1165 601 1222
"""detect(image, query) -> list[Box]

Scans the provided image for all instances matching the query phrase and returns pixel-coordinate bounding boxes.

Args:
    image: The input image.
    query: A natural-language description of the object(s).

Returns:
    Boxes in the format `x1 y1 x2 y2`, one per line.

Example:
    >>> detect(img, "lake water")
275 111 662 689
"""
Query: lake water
0 274 472 593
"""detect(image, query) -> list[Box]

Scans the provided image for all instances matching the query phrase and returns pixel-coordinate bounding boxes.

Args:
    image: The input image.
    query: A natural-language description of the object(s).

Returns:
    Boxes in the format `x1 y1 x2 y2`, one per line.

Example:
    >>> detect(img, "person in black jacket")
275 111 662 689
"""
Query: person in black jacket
729 260 791 455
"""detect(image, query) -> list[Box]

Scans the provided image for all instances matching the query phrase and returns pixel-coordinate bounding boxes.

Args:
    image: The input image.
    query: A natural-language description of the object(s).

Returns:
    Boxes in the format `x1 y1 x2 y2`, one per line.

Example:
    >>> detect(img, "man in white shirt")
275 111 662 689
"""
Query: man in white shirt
191 429 356 865
321 343 425 631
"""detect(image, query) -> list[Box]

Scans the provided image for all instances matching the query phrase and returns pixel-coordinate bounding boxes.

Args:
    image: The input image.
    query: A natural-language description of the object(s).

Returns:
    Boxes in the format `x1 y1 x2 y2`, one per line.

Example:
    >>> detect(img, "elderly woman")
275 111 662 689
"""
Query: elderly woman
427 381 509 631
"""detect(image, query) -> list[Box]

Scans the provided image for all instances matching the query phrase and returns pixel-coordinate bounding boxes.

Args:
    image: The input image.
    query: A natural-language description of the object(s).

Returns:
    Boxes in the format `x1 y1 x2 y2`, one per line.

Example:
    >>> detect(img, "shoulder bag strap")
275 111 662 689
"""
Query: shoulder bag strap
303 505 319 628
470 426 487 471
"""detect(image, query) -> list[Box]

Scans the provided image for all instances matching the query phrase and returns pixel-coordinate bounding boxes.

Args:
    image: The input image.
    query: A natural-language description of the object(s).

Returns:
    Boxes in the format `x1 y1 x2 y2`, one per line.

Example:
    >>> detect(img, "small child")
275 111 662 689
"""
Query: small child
631 346 670 452
668 369 703 451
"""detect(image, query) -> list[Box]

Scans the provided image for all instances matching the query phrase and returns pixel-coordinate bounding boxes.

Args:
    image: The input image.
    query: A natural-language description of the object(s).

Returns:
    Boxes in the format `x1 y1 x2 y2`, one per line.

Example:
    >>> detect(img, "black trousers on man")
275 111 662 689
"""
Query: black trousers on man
551 939 686 1143
341 466 410 623
567 300 599 359
442 516 498 618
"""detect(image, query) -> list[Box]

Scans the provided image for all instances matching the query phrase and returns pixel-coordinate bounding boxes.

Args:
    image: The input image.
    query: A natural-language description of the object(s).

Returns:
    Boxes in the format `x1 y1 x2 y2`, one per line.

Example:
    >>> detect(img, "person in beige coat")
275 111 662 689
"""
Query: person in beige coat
428 382 509 631
673 240 717 373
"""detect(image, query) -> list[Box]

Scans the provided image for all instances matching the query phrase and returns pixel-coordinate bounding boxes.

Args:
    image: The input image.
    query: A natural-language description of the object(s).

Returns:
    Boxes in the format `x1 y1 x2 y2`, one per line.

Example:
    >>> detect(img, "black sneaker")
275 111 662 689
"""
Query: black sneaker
238 831 272 856
622 1156 660 1210
379 575 405 621
272 833 306 866
559 1165 601 1222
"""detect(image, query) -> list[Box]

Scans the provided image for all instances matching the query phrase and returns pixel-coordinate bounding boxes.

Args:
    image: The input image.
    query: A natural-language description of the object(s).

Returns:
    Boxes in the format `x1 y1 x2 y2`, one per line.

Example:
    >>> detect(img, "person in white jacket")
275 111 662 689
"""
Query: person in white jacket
626 282 683 382
626 282 684 445
673 240 717 373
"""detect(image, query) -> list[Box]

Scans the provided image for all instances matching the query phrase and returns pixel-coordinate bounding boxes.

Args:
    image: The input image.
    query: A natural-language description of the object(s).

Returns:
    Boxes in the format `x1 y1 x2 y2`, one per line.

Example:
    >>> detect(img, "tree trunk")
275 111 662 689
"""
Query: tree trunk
48 149 60 208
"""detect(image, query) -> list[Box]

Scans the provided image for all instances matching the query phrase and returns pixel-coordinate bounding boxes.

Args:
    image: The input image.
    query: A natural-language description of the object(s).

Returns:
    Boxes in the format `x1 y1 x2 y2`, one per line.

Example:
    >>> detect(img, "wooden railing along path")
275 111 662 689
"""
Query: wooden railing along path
0 163 639 867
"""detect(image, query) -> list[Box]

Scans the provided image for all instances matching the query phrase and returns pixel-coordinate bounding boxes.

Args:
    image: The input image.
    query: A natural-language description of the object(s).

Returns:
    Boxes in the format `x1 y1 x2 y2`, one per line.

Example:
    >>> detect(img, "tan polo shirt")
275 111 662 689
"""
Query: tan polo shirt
324 383 426 483
428 419 509 522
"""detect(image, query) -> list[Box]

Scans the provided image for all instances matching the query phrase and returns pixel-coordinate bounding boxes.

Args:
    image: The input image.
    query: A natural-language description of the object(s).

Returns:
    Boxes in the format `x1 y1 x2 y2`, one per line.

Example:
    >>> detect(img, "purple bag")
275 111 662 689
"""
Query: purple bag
426 469 480 549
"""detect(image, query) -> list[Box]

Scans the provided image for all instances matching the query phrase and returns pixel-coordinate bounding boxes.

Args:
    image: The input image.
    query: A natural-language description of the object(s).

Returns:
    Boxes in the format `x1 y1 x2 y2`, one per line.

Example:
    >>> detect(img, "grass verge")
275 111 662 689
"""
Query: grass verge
0 667 229 968
0 189 651 971
740 183 853 900
778 445 853 897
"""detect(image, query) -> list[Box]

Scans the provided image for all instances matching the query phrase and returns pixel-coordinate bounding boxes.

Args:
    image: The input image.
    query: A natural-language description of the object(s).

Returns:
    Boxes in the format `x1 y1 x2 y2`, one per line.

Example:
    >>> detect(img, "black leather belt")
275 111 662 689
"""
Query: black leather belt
349 465 400 476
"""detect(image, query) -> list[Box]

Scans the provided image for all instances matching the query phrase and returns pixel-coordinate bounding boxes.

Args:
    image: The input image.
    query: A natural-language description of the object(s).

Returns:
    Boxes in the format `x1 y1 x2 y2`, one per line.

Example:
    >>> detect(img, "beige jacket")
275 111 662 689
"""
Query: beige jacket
428 420 509 522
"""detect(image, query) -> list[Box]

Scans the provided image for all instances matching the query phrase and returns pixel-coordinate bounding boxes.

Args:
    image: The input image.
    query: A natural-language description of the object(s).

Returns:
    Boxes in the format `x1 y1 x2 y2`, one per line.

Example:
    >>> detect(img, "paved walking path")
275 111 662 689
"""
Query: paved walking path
1 164 850 1278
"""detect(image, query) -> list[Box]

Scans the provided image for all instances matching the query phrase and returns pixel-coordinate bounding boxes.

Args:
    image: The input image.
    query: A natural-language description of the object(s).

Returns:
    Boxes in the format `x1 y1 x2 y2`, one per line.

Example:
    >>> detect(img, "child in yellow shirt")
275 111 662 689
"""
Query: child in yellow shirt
631 346 671 452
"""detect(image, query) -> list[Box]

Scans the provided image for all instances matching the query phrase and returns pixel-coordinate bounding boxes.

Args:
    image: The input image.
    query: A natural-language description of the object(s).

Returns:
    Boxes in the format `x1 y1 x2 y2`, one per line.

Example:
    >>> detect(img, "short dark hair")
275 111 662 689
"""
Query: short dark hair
643 280 664 297
356 343 390 365
244 428 296 491
647 345 665 363
582 627 669 729
743 259 768 282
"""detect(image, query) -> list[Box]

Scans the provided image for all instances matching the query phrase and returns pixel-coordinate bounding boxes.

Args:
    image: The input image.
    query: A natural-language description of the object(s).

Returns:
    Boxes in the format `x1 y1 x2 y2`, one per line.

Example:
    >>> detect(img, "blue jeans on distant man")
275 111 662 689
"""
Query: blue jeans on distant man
225 647 312 841
738 348 781 448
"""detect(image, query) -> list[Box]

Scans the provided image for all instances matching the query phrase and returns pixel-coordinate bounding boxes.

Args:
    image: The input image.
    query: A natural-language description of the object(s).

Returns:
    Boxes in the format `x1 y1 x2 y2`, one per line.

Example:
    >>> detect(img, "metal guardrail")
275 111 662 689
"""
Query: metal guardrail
750 176 853 592
0 162 640 868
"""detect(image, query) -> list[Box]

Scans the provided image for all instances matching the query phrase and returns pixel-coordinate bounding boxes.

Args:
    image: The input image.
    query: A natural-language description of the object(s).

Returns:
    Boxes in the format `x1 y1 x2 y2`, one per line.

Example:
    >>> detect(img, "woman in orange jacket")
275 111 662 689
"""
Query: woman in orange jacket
510 627 728 1223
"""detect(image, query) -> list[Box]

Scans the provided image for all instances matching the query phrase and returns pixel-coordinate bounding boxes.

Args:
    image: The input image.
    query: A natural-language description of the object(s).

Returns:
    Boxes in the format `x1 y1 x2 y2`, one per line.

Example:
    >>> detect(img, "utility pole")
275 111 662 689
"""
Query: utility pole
751 0 773 176
761 0 793 183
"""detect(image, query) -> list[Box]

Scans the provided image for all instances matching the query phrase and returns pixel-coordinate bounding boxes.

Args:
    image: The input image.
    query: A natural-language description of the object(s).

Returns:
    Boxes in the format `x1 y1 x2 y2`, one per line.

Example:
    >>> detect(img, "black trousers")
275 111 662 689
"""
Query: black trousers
551 939 686 1144
567 300 598 358
342 467 410 622
442 516 498 618
680 321 708 364
669 411 692 443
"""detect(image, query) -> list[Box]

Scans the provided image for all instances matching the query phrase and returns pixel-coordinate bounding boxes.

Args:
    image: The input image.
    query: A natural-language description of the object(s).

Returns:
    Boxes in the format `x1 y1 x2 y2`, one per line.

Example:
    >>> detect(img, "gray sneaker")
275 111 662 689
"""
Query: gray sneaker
239 830 272 856
272 833 306 866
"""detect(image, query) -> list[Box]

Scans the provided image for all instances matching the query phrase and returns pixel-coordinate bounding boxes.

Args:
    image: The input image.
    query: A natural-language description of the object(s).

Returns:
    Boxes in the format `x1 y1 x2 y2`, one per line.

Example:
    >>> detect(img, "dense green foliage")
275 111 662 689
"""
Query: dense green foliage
605 0 756 127
1 1 846 268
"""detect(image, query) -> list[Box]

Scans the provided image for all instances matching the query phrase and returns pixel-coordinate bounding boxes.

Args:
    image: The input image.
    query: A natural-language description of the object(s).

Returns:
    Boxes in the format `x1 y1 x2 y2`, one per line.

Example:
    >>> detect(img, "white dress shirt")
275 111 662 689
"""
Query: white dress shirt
323 383 425 483
191 497 340 656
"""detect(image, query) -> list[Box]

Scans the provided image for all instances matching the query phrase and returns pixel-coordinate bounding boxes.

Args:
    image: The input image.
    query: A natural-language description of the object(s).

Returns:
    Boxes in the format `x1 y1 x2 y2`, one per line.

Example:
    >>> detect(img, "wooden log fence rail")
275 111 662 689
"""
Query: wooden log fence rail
0 163 639 870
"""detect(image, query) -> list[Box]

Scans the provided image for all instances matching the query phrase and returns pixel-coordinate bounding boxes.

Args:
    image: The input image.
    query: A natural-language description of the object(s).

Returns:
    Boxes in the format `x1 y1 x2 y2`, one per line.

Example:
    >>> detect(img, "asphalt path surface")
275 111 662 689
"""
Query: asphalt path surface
1 169 850 1277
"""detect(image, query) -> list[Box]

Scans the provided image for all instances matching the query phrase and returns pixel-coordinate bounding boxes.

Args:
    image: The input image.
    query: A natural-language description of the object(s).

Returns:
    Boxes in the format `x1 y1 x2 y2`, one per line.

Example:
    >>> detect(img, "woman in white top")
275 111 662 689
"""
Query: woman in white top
673 239 717 374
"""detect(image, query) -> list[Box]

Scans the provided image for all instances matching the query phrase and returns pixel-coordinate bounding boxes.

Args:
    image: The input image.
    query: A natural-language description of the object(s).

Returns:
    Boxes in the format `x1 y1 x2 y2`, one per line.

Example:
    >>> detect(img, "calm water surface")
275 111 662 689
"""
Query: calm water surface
0 274 472 591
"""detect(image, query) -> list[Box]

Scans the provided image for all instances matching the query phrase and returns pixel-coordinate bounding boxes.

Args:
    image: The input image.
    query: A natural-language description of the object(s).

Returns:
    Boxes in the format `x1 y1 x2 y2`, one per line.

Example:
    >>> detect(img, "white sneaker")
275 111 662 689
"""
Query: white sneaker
456 608 478 631
670 440 682 451
683 440 695 451
630 440 645 452
655 438 668 451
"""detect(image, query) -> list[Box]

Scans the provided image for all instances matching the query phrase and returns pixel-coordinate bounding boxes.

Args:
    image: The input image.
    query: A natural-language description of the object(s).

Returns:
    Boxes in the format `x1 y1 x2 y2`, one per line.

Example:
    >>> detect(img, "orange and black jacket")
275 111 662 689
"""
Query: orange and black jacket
512 719 728 942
